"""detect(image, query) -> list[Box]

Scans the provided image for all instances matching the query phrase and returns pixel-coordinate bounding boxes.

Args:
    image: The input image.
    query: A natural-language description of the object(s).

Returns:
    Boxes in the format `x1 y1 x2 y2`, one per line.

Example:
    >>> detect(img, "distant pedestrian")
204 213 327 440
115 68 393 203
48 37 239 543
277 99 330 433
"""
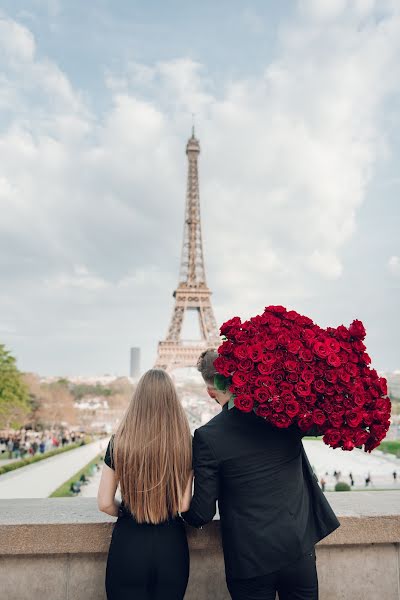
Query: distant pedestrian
7 438 13 459
393 471 397 483
320 477 326 492
349 473 354 487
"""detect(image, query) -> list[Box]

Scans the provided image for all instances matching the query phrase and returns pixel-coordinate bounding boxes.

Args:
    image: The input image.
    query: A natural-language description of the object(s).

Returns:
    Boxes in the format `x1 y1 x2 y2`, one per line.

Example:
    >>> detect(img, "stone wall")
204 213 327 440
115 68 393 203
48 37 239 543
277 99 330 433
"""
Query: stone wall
1 492 399 599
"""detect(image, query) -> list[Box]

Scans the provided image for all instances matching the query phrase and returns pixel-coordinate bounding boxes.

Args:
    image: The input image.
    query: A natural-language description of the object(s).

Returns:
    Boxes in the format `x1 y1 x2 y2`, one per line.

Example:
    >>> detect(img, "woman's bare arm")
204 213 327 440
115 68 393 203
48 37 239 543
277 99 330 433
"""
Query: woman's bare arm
179 471 193 513
97 464 120 517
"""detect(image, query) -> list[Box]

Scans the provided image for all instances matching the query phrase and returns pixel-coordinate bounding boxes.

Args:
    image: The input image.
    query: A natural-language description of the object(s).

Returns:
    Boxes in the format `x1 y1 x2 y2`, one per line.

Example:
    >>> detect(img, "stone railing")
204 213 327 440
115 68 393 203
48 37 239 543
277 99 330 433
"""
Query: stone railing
1 492 399 599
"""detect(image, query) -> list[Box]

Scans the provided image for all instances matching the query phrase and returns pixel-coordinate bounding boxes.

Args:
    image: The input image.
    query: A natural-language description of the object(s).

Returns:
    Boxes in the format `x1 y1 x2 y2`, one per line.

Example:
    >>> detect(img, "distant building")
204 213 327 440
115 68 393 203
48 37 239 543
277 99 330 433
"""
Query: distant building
130 347 141 379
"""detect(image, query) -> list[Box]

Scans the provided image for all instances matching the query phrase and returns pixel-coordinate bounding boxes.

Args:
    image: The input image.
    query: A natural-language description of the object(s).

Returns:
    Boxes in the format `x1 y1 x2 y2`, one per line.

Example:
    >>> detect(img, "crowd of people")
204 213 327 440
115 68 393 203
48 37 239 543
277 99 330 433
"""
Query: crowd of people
0 429 85 460
319 469 398 491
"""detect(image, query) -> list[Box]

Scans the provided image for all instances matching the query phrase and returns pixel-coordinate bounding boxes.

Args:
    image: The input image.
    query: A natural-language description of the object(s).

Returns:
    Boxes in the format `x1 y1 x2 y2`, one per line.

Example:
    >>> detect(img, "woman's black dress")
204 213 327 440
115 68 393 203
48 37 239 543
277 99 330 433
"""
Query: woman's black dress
104 440 189 600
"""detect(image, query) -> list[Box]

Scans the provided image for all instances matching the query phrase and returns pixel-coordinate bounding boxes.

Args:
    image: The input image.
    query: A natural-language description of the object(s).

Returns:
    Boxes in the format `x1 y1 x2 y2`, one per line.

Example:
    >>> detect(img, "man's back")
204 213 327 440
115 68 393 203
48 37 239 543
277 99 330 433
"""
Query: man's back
183 405 339 579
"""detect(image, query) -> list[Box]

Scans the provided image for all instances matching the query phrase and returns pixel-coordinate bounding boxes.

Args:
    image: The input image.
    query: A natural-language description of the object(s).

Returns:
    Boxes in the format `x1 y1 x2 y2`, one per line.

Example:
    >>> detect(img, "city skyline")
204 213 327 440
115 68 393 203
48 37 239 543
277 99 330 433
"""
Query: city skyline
0 1 399 375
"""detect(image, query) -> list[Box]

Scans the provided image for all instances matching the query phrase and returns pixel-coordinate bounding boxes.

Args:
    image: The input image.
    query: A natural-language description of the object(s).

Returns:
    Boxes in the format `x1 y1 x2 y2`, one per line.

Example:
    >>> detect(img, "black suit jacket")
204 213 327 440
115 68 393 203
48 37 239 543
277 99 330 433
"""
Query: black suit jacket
182 404 340 580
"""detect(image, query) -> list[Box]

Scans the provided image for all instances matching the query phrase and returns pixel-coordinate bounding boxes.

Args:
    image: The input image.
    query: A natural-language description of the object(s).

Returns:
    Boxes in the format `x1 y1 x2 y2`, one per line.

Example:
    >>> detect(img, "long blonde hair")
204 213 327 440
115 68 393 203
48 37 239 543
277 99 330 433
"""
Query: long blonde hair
112 369 192 524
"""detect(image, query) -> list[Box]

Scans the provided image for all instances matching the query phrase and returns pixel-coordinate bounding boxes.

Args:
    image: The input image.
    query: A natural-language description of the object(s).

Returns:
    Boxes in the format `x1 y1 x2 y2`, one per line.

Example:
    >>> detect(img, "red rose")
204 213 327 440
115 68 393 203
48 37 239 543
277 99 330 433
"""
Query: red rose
301 369 314 384
254 388 272 403
271 413 292 428
264 338 278 351
295 382 311 397
220 316 241 336
353 391 366 407
327 353 341 367
271 397 285 413
277 332 291 347
339 340 352 353
342 440 355 451
302 328 317 342
346 410 363 428
237 358 254 373
233 345 249 360
213 356 232 377
284 359 298 372
361 353 371 365
298 414 314 431
362 411 374 426
349 319 366 340
266 305 287 314
326 338 340 353
281 391 295 403
234 330 250 344
313 341 328 359
273 370 285 383
285 310 299 321
286 400 300 418
336 325 351 341
344 363 358 377
325 370 338 384
280 382 294 392
377 377 388 396
313 379 325 394
329 414 343 428
353 340 366 353
312 409 326 426
354 430 369 446
338 369 351 383
323 429 342 447
256 374 274 386
287 371 299 383
256 404 271 418
218 340 234 356
296 315 314 327
234 394 254 413
304 394 317 406
248 344 263 362
287 340 302 354
365 436 380 452
299 348 313 362
232 372 249 387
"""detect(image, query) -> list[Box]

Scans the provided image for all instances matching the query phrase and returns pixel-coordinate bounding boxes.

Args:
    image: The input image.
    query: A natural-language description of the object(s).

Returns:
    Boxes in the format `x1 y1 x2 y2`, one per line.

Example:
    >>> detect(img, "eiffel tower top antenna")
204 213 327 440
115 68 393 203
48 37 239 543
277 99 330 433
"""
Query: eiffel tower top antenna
191 112 195 137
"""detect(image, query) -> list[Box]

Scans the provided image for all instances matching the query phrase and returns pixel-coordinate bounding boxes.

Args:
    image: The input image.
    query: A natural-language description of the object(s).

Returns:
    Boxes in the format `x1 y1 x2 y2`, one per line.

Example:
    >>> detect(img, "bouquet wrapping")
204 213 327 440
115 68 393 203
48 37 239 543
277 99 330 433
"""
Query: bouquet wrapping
214 305 391 452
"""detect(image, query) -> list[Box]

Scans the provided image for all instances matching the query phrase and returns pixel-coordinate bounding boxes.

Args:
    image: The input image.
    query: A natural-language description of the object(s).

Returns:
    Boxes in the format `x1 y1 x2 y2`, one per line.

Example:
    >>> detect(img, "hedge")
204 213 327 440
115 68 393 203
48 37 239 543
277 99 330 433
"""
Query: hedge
0 441 86 476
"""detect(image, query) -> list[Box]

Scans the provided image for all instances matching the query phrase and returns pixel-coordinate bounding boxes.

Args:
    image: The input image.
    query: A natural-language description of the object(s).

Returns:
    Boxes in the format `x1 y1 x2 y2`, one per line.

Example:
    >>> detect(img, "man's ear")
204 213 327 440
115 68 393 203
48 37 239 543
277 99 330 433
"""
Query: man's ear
207 386 217 399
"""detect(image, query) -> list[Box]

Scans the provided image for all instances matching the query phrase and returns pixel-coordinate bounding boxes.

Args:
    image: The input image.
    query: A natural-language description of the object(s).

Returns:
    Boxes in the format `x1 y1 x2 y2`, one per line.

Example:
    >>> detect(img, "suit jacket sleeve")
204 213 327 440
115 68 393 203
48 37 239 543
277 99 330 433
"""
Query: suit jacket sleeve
181 427 219 528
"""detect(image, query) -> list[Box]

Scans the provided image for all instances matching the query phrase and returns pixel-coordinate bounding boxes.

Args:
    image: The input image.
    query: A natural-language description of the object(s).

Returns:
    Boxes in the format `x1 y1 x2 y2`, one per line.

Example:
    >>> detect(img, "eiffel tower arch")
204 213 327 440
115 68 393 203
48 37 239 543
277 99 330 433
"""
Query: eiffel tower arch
154 130 220 372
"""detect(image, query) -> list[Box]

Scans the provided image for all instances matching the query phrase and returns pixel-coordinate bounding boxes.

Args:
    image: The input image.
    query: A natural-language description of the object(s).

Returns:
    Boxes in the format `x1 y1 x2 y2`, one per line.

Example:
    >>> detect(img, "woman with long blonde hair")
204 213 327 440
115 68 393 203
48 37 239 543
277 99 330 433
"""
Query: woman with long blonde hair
98 369 193 599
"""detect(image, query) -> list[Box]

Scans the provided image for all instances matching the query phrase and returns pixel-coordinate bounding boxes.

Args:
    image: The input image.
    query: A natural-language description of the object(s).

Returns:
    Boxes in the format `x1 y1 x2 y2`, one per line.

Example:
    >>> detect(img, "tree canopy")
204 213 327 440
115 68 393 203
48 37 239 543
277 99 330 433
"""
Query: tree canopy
0 344 30 429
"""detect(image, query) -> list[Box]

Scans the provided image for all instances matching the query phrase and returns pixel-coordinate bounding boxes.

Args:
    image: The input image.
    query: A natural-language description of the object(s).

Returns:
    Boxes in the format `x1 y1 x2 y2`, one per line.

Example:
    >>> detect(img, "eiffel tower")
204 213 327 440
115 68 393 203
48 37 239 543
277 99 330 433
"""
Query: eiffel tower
155 129 220 371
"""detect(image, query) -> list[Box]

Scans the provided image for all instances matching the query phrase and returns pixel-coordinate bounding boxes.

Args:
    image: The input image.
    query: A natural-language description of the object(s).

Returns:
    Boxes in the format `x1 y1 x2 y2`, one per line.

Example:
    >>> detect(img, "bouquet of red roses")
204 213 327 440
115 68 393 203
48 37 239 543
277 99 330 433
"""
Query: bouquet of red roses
214 305 391 452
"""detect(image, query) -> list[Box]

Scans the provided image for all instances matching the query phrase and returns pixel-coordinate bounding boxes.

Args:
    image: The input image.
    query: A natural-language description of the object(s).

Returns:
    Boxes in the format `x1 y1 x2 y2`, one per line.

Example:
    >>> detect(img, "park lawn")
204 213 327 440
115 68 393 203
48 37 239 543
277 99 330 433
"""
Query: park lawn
50 454 103 497
378 440 400 456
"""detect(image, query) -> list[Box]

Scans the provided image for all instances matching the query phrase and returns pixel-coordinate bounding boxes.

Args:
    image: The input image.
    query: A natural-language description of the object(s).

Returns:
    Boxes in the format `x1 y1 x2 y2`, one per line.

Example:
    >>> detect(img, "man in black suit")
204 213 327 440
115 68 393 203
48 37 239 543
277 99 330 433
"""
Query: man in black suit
182 349 340 600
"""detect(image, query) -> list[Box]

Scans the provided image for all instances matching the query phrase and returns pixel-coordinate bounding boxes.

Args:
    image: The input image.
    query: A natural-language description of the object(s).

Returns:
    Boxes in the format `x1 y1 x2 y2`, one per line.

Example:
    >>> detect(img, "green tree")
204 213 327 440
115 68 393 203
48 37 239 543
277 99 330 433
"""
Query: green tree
0 344 31 429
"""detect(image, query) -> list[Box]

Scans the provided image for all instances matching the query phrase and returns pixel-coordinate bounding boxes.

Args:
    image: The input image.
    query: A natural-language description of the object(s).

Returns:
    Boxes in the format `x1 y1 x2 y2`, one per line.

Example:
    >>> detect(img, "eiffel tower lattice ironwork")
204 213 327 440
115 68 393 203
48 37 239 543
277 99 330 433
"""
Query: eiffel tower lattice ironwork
154 130 220 371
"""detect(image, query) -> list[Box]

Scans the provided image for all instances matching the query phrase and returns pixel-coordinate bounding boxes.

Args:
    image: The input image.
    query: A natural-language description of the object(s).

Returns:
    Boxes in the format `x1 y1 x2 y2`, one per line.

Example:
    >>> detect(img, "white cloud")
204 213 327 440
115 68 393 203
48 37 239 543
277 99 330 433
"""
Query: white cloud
388 255 400 275
0 16 35 61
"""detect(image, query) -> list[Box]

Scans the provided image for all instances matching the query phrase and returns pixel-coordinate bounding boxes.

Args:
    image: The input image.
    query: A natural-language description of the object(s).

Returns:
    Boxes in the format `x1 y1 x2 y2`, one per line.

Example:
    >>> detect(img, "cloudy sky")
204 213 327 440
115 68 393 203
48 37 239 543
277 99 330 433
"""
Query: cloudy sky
0 0 399 376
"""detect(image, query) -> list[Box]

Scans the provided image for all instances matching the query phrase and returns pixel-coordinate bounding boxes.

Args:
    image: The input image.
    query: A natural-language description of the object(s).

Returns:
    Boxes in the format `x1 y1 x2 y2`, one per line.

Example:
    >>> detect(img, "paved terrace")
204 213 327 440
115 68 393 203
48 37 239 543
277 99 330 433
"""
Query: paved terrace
0 492 399 600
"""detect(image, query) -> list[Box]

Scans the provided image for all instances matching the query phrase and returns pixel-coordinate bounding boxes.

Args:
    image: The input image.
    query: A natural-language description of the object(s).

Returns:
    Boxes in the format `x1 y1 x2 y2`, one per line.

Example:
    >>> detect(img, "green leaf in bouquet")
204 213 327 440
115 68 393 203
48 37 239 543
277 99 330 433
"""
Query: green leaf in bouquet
228 396 235 410
214 373 229 391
